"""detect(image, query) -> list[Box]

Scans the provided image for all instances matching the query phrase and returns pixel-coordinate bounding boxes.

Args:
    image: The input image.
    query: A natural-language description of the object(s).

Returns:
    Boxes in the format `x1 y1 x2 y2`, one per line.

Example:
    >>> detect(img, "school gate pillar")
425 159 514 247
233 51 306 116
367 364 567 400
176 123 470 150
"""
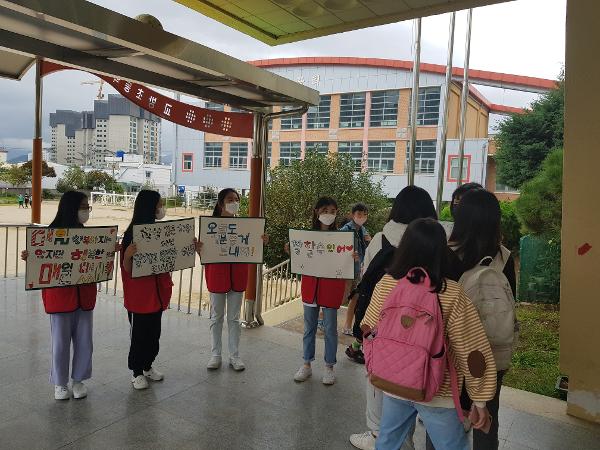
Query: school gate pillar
560 0 600 424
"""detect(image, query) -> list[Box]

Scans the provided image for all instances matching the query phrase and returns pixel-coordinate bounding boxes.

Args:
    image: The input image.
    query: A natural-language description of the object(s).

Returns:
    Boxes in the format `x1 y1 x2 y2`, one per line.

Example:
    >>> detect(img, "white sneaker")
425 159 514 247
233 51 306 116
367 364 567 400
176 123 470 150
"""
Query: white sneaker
207 356 222 370
54 385 70 400
131 375 149 390
72 381 87 399
143 367 164 381
322 366 336 385
294 365 312 382
349 431 377 450
229 357 245 372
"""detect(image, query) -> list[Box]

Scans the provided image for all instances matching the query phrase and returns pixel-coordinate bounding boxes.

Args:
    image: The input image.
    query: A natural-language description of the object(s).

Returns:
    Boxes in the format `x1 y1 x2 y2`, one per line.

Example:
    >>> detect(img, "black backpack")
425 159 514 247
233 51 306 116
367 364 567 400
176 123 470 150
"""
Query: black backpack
352 235 395 340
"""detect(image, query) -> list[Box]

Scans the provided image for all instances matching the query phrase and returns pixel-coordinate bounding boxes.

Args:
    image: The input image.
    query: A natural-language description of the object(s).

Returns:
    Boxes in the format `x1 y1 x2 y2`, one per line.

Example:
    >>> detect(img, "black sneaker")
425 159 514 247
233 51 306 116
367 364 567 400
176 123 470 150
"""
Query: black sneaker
345 345 365 364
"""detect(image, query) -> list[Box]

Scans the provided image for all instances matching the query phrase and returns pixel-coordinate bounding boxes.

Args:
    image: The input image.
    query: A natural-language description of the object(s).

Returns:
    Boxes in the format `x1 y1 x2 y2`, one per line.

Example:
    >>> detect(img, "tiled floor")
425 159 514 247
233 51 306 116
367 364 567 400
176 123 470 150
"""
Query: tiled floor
1 277 599 449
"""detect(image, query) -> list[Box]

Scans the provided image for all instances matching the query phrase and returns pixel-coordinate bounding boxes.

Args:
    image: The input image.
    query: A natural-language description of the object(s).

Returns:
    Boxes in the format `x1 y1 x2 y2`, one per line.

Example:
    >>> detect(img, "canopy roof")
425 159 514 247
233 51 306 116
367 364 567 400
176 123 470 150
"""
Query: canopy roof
175 0 513 46
0 0 319 111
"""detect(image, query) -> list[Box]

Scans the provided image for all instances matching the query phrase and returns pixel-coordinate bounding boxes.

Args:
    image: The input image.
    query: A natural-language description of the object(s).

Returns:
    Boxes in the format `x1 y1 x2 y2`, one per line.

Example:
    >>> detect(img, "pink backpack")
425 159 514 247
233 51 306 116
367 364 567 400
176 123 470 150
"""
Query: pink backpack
363 268 448 402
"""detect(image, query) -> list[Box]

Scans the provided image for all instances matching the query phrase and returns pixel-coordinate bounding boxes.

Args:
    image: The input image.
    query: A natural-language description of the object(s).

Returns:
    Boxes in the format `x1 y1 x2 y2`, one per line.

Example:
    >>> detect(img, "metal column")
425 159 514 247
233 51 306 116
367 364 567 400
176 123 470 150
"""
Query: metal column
31 57 43 224
435 13 457 213
243 106 308 327
456 9 473 188
243 113 266 328
407 18 422 186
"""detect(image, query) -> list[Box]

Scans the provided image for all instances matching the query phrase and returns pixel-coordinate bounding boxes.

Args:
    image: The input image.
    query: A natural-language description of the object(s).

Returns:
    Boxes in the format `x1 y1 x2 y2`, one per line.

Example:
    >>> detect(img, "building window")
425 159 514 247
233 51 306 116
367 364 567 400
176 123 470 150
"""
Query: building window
279 142 301 166
409 87 441 126
182 153 193 172
338 141 363 171
204 142 222 168
370 91 399 127
205 102 224 111
367 141 395 173
145 171 152 178
305 141 329 155
306 95 331 129
339 92 366 128
266 142 272 166
280 107 303 130
229 143 248 169
495 181 517 193
406 140 437 174
447 155 470 182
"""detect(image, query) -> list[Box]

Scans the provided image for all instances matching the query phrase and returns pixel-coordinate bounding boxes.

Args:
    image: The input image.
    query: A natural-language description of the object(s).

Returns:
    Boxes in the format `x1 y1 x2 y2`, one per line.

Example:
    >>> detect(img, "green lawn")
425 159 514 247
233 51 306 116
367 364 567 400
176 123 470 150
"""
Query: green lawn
503 303 562 398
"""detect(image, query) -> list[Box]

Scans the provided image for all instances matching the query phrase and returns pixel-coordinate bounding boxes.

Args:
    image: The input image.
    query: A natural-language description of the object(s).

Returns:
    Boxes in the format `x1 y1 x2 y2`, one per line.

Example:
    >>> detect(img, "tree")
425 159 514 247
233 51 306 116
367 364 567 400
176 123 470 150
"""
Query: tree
515 148 563 240
21 160 57 179
263 151 389 267
0 165 30 187
495 74 564 189
56 168 124 193
56 167 87 192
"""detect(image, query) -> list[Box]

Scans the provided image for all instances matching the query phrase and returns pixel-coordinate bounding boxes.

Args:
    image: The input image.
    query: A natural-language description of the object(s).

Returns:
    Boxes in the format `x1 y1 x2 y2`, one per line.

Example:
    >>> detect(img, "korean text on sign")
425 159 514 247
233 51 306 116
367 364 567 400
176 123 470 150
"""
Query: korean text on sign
289 229 355 279
25 226 118 290
199 217 265 264
132 218 196 278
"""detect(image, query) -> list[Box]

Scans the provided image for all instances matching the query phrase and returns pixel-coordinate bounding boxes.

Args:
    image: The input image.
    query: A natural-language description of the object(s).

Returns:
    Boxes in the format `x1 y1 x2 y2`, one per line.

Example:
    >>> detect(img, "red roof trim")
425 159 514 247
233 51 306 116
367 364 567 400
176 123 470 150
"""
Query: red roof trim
248 57 557 91
489 104 526 115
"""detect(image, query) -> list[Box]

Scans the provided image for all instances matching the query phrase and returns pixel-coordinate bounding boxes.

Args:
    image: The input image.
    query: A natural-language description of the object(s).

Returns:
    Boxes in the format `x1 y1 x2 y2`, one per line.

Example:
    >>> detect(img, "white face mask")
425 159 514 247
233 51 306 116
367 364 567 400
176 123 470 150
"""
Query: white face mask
318 213 336 226
225 202 240 215
354 217 367 226
77 210 90 224
155 207 166 220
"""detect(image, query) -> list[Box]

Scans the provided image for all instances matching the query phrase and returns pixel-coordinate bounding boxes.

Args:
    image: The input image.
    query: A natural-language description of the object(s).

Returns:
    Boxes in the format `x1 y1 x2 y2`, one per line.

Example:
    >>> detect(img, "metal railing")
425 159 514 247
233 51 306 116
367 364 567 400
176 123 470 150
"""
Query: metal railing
1 224 301 324
90 192 137 208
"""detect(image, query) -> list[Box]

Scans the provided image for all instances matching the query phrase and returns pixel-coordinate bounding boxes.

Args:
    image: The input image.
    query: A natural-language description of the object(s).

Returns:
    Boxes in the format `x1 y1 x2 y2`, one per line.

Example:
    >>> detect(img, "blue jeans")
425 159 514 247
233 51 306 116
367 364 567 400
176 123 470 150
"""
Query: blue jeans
377 395 468 450
302 305 337 366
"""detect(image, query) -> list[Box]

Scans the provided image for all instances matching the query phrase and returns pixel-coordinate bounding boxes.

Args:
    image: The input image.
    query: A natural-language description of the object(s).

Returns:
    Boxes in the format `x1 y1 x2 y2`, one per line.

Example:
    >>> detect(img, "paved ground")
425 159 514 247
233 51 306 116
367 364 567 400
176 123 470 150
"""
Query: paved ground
1 277 599 450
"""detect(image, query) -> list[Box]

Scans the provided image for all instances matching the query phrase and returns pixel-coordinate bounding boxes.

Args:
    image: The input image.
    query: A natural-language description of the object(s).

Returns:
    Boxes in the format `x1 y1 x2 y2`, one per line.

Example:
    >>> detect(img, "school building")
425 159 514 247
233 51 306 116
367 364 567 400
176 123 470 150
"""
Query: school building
175 57 550 200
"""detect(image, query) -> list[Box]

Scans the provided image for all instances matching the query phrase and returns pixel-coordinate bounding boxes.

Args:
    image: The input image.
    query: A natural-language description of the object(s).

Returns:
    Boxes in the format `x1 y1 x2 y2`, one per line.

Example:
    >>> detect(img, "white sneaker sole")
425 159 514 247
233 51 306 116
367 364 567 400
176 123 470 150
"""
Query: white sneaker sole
73 391 87 399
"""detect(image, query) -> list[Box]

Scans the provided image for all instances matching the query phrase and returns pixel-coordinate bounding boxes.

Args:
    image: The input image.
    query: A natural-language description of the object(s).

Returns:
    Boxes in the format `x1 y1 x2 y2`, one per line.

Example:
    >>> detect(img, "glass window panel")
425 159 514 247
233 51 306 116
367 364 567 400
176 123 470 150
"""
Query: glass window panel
339 92 366 128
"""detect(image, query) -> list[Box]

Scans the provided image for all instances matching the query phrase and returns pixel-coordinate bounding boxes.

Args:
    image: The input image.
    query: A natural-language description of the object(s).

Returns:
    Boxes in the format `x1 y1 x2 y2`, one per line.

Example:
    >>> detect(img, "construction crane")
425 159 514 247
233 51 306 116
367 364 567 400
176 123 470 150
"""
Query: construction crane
80 79 105 99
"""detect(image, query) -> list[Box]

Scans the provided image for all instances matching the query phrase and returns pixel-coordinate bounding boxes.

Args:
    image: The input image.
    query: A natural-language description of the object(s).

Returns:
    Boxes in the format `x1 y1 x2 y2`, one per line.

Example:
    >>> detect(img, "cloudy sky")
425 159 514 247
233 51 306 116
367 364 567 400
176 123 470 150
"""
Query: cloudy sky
0 0 566 159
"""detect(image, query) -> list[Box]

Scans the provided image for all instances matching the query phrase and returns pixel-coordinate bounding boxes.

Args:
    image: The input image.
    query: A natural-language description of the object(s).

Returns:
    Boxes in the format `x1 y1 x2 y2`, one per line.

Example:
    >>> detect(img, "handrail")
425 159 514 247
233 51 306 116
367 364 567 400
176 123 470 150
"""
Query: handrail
2 224 301 324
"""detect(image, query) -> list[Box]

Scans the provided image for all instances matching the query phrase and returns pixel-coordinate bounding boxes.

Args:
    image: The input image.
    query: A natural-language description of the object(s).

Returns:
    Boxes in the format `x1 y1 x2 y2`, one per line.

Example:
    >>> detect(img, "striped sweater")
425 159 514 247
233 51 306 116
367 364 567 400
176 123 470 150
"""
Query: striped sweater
362 275 497 407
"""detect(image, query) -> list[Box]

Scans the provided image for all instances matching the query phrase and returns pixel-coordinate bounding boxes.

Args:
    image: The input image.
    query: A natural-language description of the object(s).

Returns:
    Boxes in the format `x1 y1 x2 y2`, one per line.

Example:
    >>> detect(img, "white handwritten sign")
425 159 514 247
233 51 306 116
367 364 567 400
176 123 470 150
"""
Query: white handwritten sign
25 226 118 290
132 218 196 278
289 229 355 279
199 217 265 264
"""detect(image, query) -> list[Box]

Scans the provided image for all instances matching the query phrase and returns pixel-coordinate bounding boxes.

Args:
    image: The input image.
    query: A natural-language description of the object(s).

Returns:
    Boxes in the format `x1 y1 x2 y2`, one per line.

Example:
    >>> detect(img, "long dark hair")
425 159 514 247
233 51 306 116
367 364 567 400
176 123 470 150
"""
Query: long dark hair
449 189 501 270
49 191 88 228
450 182 482 218
122 189 162 250
387 218 449 293
311 196 338 230
388 186 437 223
212 188 240 217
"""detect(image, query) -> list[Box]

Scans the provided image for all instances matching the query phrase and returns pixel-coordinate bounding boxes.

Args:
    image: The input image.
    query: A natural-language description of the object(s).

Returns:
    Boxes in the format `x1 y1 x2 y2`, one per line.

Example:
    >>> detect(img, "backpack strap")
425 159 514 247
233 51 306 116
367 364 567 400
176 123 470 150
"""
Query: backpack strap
447 343 465 423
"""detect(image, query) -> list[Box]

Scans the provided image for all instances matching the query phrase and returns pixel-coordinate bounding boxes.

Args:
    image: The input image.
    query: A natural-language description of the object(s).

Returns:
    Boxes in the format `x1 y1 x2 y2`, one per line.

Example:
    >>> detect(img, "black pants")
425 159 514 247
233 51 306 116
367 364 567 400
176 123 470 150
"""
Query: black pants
426 370 506 450
128 310 162 376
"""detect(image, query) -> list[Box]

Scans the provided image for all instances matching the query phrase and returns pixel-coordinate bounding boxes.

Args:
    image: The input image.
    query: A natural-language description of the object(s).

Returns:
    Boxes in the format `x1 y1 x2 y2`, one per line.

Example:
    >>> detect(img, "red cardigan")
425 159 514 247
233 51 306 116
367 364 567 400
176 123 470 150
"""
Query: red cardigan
301 276 346 309
205 263 249 293
120 253 172 313
41 284 97 314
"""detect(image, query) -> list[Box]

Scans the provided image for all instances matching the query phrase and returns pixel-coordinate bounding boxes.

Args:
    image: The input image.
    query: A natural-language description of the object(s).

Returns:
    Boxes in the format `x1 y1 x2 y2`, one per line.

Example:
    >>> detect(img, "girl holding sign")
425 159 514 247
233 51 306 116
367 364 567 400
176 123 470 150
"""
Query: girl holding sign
196 188 259 372
21 191 98 401
121 190 173 390
290 196 352 386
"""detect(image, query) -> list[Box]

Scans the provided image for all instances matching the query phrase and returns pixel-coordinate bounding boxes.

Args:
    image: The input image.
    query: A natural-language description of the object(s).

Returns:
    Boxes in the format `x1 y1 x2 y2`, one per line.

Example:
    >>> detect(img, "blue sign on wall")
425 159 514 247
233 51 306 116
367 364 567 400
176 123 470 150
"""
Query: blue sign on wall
178 185 186 194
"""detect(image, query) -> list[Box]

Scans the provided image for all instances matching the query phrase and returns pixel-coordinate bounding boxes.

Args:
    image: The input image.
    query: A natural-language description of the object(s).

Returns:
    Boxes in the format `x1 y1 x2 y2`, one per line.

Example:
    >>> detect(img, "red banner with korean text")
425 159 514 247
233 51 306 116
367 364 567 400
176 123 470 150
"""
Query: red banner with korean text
40 61 254 138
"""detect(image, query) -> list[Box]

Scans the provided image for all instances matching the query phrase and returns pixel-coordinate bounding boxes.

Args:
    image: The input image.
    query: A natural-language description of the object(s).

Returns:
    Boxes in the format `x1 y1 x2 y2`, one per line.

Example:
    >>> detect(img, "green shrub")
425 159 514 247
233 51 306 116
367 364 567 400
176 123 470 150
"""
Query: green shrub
263 151 389 268
500 201 522 254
